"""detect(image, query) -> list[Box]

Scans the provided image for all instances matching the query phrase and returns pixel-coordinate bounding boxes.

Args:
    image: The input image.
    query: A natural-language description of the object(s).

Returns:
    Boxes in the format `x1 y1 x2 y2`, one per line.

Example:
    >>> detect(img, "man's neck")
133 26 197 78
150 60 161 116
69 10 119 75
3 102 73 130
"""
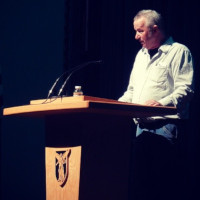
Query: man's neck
148 48 158 58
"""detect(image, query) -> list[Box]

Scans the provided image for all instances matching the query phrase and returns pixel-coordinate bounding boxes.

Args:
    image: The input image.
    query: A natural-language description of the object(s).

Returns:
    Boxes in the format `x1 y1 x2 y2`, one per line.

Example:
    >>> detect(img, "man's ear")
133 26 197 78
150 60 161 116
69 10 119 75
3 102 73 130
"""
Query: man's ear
152 25 158 33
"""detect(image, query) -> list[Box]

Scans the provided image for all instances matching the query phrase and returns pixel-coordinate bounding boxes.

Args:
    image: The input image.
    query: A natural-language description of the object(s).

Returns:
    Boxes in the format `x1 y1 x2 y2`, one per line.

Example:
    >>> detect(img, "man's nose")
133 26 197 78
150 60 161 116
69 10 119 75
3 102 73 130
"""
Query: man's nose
135 33 140 40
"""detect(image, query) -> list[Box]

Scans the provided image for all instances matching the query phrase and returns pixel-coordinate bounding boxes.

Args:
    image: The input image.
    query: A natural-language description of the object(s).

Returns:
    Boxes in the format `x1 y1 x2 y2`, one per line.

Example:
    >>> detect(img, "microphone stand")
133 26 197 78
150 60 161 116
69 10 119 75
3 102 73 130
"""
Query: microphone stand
41 60 102 104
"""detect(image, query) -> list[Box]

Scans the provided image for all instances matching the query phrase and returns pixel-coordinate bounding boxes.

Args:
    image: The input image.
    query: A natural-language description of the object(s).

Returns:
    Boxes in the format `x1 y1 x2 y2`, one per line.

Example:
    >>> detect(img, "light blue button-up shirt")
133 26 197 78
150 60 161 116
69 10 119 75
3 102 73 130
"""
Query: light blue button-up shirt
119 37 194 119
119 37 194 141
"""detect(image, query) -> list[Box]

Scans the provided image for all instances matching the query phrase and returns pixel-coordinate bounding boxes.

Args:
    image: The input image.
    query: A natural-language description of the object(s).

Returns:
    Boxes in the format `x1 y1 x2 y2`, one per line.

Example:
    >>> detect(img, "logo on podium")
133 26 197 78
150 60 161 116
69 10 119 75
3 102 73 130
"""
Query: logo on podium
55 149 71 187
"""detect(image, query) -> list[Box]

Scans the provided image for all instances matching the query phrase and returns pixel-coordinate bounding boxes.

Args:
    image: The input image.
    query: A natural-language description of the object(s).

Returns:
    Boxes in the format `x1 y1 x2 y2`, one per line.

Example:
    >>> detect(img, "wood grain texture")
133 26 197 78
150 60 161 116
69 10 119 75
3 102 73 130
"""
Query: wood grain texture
46 146 81 200
3 96 177 117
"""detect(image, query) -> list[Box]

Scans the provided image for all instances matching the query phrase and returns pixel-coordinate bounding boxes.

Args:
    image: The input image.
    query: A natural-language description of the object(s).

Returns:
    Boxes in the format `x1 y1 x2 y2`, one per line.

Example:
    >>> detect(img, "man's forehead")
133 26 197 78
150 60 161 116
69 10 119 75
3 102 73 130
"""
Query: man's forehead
134 17 146 28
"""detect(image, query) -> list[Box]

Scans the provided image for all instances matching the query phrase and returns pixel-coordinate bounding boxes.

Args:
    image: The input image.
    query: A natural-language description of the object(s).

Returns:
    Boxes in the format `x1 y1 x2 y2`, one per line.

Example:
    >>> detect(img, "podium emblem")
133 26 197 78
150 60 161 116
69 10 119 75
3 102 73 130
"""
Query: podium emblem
55 149 71 187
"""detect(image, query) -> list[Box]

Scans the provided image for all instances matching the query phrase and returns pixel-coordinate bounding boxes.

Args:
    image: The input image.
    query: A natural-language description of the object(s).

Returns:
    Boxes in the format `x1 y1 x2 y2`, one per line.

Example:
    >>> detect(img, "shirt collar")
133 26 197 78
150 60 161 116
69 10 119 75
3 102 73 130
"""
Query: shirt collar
159 37 174 53
141 37 174 54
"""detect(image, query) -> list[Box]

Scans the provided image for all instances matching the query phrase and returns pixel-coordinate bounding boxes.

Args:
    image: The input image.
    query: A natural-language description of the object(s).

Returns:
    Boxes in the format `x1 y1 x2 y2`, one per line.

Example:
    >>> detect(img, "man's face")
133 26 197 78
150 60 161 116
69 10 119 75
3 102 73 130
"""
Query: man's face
133 17 157 50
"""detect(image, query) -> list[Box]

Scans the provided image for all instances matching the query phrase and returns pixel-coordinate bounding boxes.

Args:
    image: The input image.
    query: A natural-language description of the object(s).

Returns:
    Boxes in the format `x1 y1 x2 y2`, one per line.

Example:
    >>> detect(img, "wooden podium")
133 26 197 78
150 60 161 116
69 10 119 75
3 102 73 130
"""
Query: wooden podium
3 96 177 200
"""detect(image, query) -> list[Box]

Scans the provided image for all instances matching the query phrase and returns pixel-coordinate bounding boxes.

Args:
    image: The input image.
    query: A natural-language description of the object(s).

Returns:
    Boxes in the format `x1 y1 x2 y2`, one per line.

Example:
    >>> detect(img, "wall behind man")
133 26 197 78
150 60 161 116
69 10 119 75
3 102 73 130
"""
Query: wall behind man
0 1 66 200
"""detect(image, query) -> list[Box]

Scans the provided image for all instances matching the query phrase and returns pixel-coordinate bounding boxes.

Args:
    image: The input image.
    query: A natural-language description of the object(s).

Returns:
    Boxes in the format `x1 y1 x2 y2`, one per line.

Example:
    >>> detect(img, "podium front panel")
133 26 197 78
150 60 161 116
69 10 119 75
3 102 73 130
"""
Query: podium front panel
45 113 134 200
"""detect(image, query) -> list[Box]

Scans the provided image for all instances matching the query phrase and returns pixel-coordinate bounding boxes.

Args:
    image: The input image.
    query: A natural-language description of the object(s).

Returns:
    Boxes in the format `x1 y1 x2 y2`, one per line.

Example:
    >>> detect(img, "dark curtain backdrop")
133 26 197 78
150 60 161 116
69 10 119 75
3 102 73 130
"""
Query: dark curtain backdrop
64 0 200 98
64 0 200 199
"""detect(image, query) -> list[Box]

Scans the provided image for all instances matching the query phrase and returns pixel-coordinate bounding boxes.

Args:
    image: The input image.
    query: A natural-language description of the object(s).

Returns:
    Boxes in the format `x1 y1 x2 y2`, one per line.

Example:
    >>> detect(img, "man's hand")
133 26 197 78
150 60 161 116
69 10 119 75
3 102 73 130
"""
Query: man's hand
144 100 163 106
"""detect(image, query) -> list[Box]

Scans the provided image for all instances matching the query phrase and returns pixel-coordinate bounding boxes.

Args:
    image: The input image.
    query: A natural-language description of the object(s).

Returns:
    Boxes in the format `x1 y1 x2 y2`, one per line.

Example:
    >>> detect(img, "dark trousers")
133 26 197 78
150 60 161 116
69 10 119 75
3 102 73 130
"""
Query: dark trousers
129 131 187 200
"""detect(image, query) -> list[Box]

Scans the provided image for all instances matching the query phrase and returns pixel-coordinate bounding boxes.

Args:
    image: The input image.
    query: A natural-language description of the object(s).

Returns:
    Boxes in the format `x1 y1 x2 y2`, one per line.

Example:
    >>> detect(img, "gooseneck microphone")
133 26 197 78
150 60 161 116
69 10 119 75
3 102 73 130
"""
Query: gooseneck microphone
46 60 102 100
57 60 102 97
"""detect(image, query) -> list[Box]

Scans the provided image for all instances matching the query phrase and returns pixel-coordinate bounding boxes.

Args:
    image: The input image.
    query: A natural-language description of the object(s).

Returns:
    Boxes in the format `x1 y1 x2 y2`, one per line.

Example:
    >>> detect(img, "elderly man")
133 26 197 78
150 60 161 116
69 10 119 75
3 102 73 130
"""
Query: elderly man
119 10 194 200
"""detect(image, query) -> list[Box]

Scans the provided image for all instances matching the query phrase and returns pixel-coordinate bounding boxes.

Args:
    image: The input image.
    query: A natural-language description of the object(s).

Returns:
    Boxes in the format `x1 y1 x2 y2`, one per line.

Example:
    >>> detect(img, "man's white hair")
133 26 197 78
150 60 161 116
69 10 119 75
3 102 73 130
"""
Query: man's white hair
134 9 165 32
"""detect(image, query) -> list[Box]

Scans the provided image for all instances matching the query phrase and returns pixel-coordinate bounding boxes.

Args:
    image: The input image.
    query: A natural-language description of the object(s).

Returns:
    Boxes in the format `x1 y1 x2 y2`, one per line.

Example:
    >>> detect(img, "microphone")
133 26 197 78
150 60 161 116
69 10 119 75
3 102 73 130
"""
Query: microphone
57 60 102 97
46 60 102 99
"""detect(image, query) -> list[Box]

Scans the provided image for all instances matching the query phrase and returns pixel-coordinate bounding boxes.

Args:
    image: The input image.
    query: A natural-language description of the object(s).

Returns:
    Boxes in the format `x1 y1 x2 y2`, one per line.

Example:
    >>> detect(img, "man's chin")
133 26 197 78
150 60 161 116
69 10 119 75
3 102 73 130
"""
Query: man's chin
142 44 146 48
139 42 147 48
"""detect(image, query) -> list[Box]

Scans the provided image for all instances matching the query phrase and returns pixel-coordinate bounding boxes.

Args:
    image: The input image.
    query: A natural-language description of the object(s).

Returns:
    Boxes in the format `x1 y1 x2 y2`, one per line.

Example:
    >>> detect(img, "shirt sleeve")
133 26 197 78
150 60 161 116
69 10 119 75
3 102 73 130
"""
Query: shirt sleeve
118 67 134 103
158 48 194 111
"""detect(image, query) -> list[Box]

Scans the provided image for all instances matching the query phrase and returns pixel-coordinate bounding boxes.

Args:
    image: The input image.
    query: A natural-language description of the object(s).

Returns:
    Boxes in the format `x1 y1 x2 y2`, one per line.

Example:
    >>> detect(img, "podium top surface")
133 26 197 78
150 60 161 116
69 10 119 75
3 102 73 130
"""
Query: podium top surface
3 96 177 118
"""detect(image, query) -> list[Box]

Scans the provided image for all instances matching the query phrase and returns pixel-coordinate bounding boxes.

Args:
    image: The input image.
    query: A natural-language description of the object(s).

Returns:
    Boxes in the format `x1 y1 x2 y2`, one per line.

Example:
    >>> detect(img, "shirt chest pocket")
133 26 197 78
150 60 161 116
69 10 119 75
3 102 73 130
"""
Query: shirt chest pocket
148 63 168 83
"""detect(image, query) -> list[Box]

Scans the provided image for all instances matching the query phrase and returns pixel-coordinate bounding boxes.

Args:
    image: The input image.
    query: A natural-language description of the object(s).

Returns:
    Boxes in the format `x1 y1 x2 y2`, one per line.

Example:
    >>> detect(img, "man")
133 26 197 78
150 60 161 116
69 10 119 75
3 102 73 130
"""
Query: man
119 10 194 200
